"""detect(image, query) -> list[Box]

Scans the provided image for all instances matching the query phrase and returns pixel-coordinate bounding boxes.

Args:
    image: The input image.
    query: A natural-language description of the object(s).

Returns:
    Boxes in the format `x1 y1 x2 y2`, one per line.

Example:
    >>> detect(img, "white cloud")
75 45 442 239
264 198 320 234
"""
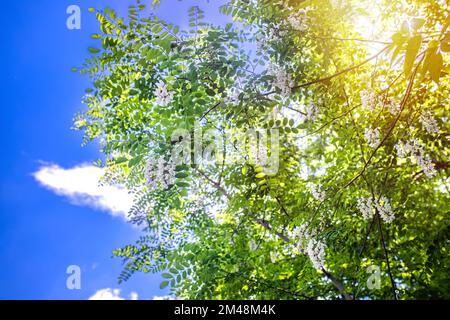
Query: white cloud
152 295 176 300
89 288 138 300
89 288 176 300
33 163 133 220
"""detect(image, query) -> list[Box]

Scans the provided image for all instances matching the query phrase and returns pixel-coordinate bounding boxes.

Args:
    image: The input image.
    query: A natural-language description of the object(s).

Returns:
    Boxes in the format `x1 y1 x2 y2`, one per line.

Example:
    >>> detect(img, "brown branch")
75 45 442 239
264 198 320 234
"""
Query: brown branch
307 35 392 45
195 167 231 199
261 46 390 97
321 268 353 300
376 214 398 300
292 46 390 91
200 101 221 121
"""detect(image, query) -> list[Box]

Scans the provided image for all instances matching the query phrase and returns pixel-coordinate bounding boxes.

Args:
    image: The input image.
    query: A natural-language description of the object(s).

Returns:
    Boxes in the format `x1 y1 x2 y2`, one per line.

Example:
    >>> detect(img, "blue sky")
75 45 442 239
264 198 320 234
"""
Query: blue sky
0 0 228 300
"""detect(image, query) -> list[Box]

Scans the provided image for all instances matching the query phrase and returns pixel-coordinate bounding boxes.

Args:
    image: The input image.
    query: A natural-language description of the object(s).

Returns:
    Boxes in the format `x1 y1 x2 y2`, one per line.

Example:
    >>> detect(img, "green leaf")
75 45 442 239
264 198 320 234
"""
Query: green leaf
391 32 406 46
114 157 128 164
404 35 422 77
162 273 172 279
88 47 101 54
176 181 190 187
429 52 443 83
441 42 450 53
160 280 169 289
128 156 142 167
175 172 188 179
411 18 425 31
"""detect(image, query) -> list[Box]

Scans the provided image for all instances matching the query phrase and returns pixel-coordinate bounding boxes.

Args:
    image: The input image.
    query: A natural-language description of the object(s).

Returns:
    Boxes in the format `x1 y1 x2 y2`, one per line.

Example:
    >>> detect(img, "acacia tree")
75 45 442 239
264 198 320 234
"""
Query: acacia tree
74 0 450 299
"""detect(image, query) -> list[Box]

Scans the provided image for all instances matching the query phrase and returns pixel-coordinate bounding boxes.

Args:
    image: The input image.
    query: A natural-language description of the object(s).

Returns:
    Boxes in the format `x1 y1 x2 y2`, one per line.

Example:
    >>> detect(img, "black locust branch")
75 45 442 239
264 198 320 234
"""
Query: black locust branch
195 167 353 300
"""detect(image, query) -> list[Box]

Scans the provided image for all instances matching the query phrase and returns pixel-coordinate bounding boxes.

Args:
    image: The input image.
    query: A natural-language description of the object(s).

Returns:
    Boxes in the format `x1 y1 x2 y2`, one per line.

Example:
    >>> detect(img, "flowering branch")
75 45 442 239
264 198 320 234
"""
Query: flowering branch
196 168 353 300
341 51 426 190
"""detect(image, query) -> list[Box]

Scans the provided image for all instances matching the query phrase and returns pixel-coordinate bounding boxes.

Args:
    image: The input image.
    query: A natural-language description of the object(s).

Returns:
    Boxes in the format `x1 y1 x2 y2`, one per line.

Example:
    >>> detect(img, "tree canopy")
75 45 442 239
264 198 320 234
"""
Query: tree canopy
74 0 450 299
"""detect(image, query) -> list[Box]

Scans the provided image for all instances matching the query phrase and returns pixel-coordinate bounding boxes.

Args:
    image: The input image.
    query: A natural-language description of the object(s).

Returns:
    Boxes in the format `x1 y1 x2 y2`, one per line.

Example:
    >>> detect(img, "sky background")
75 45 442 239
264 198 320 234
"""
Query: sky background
0 0 228 300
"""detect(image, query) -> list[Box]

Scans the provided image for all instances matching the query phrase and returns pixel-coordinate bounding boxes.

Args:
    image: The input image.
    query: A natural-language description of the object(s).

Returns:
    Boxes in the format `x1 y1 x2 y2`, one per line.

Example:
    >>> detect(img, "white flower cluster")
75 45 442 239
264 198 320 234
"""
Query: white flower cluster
357 196 395 223
385 97 400 115
310 184 325 202
360 90 379 112
267 23 288 42
270 250 280 263
306 238 326 270
267 63 294 97
356 197 374 220
257 24 288 51
224 88 240 104
395 139 436 177
153 80 173 106
419 110 439 134
287 8 311 32
291 224 326 270
374 196 395 223
145 156 176 190
305 101 319 121
364 127 381 148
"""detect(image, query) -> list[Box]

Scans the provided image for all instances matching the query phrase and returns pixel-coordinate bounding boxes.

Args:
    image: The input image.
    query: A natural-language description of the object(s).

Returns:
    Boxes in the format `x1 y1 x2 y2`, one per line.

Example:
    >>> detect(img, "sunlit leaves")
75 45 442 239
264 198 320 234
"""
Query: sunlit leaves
404 35 422 77
75 0 450 300
423 49 443 83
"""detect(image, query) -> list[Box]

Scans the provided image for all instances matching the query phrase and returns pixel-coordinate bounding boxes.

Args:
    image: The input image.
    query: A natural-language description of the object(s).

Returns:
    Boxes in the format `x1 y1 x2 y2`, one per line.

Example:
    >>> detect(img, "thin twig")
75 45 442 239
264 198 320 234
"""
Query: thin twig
376 214 398 300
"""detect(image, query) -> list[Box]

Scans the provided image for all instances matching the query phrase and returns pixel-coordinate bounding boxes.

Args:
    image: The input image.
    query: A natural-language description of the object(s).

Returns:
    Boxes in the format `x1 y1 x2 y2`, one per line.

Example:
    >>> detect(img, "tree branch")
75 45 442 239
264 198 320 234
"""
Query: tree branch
292 46 390 91
376 214 398 300
196 167 353 300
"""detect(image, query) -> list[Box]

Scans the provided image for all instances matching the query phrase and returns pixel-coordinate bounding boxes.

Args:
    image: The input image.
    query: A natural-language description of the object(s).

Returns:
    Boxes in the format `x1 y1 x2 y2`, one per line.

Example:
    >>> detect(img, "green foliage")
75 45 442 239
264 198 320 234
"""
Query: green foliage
75 0 450 300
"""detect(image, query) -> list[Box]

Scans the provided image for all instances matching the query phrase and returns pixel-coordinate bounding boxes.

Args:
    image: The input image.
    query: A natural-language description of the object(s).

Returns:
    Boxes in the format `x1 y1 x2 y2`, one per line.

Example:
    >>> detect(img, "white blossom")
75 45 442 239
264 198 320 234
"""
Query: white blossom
419 110 439 134
267 62 294 97
291 224 312 250
364 127 381 148
374 196 395 223
291 224 326 270
385 97 400 115
357 196 395 223
394 141 409 158
287 8 311 32
153 80 173 106
270 251 280 263
267 23 288 42
357 197 374 220
145 156 176 190
360 90 379 112
305 101 319 121
310 184 325 202
376 76 389 91
395 139 436 177
306 238 326 270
